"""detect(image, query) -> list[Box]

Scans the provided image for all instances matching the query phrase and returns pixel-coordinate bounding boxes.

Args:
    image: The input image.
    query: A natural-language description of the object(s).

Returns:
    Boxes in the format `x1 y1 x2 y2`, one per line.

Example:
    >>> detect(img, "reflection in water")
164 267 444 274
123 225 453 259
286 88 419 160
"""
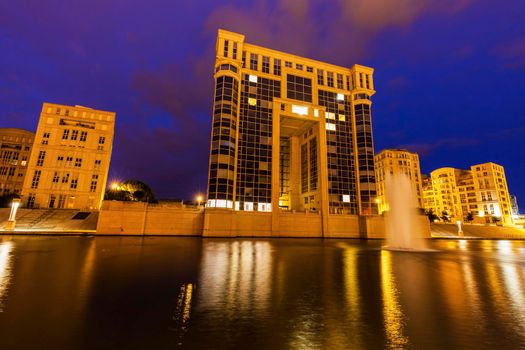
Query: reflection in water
342 246 363 348
0 241 13 313
171 283 195 344
381 250 409 349
198 241 272 314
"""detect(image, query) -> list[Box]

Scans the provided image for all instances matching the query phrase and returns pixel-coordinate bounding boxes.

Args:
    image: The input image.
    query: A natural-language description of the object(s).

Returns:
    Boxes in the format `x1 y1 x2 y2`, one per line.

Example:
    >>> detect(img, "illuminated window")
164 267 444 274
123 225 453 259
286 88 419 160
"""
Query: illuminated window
337 93 345 101
343 195 350 203
216 199 227 208
326 112 335 119
248 98 257 106
244 202 254 211
207 199 216 208
338 114 346 121
314 109 319 117
292 105 308 115
326 123 336 131
249 74 258 83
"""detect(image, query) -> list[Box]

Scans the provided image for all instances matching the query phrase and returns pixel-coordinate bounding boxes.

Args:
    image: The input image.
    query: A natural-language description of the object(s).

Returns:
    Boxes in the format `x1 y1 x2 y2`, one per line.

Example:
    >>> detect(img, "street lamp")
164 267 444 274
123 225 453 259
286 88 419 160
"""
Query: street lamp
196 195 203 208
6 198 21 230
110 182 120 191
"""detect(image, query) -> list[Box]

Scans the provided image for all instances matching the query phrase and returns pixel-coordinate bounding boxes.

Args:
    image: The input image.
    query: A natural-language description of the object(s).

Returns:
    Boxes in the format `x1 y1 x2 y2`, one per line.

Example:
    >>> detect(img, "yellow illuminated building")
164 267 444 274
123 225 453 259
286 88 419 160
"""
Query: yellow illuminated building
21 103 115 209
207 29 378 218
423 162 513 225
0 128 34 195
374 149 423 213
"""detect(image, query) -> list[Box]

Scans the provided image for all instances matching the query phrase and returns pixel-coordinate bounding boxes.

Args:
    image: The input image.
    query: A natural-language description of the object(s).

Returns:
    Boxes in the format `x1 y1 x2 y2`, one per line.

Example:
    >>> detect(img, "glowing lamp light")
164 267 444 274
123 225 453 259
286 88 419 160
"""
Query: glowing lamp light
110 182 120 190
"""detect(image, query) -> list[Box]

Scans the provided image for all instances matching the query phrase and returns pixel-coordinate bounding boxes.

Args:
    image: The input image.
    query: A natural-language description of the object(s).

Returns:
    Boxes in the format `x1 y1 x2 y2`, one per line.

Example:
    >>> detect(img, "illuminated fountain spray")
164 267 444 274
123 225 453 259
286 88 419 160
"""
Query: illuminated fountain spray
384 174 427 250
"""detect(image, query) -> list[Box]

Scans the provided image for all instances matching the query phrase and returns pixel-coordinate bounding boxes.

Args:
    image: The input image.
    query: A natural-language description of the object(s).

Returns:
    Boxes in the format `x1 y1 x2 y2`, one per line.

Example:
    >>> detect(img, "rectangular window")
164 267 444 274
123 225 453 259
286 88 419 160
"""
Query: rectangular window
31 170 41 189
71 130 78 140
94 159 101 169
250 53 258 70
80 131 87 142
359 73 363 88
52 172 59 183
242 51 246 67
317 70 324 85
346 75 351 90
337 74 343 89
74 158 82 168
70 178 78 189
90 174 99 192
285 61 292 68
327 72 334 87
36 151 46 166
365 74 370 89
27 194 36 208
66 156 73 167
296 63 303 70
232 42 237 59
306 66 313 73
223 40 229 57
273 59 281 76
262 56 270 73
62 173 69 183
62 129 70 140
286 74 312 102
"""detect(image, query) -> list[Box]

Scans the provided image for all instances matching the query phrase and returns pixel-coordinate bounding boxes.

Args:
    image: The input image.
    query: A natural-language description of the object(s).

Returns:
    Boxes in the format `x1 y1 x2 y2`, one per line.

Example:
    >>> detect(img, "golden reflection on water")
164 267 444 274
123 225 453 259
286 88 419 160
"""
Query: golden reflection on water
380 250 409 349
198 241 272 314
342 246 363 348
0 240 13 313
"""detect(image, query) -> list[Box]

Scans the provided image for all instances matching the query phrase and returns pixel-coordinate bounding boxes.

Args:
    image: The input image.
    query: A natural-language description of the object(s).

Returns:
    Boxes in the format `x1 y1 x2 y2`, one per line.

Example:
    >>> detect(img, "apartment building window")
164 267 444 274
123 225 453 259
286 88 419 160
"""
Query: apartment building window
74 158 82 168
286 74 312 102
42 132 50 145
52 172 59 183
62 129 70 140
27 194 36 208
337 74 343 89
327 72 334 87
98 136 105 150
249 53 258 70
306 66 313 73
66 156 73 167
62 173 70 183
57 155 64 166
8 168 15 176
64 109 70 116
242 51 246 67
71 130 78 140
232 42 237 59
55 108 61 115
90 174 99 192
262 56 270 73
223 40 229 57
31 170 41 189
296 63 303 70
94 159 101 169
273 59 281 76
365 75 370 89
80 131 87 142
346 75 350 90
70 178 78 189
359 73 363 88
36 151 46 166
285 61 292 68
0 167 7 175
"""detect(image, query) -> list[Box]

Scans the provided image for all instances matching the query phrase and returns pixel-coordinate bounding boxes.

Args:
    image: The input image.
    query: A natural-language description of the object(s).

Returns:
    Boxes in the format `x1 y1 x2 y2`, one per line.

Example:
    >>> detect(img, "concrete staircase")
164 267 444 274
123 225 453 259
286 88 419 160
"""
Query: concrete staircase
0 208 98 232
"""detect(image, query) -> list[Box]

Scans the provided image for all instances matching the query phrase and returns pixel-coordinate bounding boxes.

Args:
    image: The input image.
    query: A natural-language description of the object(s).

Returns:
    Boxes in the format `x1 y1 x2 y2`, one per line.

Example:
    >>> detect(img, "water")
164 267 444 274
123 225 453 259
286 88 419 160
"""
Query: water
1 236 525 349
385 174 427 250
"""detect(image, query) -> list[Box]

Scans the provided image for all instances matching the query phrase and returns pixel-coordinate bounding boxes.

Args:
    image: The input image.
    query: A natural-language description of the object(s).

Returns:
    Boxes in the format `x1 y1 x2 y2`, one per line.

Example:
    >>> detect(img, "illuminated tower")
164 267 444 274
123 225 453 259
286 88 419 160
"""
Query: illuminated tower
206 29 378 219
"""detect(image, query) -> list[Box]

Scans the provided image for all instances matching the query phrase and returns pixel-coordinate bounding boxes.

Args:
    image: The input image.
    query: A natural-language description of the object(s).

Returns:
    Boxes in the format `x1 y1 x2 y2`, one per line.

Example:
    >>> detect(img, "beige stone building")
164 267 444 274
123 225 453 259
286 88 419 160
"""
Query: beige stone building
0 128 34 195
374 149 423 213
423 162 513 224
207 29 378 220
21 103 115 209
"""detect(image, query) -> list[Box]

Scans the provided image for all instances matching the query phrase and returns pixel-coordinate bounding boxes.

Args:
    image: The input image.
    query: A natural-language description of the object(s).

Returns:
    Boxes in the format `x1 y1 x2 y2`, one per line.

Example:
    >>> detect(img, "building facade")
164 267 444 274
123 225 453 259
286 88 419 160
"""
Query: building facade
0 128 34 195
206 29 378 217
21 103 115 209
510 195 519 217
374 149 423 213
422 162 513 224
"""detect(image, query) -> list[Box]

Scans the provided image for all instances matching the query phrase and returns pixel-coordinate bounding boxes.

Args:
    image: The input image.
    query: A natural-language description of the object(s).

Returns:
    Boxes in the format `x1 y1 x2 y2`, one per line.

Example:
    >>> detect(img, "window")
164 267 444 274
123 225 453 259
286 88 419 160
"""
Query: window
27 194 36 208
80 131 87 142
327 72 334 87
250 53 258 70
71 130 78 140
285 61 292 68
262 56 270 73
66 156 73 167
62 173 69 183
242 51 246 67
75 158 82 168
62 129 70 140
346 75 351 90
57 155 64 165
317 69 324 85
98 136 105 150
31 170 41 189
52 172 59 183
232 42 237 59
306 66 313 73
90 174 99 192
286 74 312 102
296 63 303 70
223 40 229 57
70 178 78 189
337 74 343 89
273 59 281 76
43 132 50 139
94 159 101 169
55 108 61 115
36 151 46 166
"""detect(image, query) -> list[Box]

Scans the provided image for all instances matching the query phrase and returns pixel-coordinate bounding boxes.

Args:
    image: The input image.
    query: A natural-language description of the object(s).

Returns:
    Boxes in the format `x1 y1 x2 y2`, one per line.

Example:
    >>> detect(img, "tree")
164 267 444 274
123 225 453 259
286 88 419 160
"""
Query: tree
105 180 157 203
466 212 474 223
441 211 451 223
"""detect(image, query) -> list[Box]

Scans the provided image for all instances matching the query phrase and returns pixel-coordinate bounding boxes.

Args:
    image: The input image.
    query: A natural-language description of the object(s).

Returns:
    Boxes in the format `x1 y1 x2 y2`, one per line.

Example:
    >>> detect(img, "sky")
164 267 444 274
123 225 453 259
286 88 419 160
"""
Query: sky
1 0 524 205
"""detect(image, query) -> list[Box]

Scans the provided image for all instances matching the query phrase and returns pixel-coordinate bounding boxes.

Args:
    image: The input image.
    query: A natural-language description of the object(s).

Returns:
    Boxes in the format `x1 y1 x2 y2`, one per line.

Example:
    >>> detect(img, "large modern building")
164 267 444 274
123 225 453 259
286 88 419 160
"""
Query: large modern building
21 103 115 209
206 29 377 218
0 128 34 195
422 162 513 225
374 149 423 213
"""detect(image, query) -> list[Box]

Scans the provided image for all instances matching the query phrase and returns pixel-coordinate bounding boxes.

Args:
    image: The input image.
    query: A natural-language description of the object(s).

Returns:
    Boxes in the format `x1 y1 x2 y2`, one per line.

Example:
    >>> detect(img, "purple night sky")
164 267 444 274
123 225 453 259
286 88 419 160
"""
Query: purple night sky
1 1 524 204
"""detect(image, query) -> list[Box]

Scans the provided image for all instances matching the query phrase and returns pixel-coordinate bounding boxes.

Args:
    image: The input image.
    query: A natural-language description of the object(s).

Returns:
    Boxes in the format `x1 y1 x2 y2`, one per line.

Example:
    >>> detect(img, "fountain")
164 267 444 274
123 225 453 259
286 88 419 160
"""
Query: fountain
383 174 428 251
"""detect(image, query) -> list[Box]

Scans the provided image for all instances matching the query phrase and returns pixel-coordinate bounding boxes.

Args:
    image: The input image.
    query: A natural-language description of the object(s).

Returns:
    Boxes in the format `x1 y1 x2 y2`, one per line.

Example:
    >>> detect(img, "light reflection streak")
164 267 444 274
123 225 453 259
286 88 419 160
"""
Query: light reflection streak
342 247 363 348
172 283 195 341
380 250 409 349
0 241 14 312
